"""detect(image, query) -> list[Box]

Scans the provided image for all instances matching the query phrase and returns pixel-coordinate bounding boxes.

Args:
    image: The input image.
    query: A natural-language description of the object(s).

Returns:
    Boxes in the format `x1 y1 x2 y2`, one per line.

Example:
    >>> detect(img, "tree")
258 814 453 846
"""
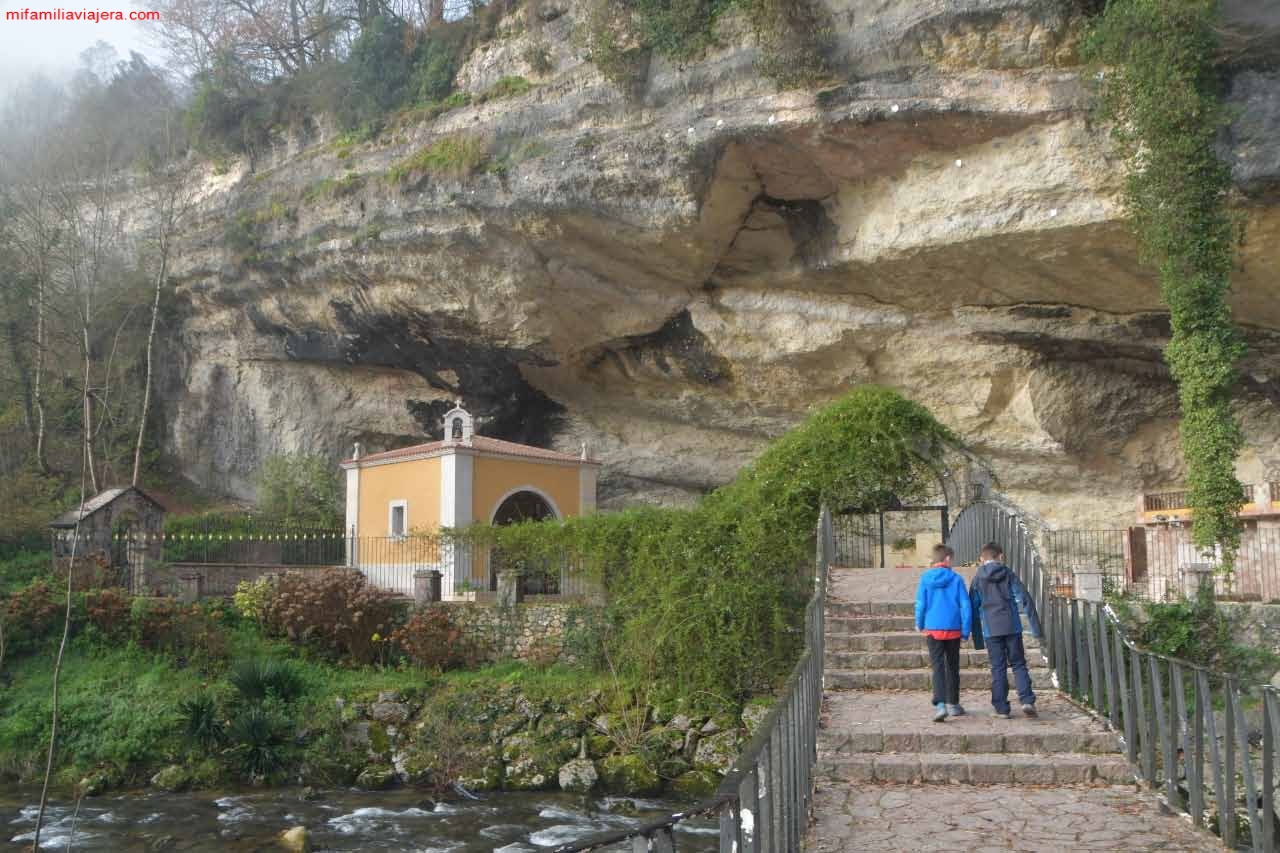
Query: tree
133 131 199 486
256 455 344 528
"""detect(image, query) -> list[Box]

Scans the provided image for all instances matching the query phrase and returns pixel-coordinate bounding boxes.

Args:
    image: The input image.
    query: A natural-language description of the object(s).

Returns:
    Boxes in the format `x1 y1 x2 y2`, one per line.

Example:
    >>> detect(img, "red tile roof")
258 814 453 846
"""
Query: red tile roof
343 435 600 467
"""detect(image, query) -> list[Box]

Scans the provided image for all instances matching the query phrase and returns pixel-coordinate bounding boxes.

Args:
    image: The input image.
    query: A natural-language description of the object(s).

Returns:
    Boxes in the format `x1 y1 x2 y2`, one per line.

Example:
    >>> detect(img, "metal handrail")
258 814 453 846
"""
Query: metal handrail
949 501 1280 852
555 507 834 852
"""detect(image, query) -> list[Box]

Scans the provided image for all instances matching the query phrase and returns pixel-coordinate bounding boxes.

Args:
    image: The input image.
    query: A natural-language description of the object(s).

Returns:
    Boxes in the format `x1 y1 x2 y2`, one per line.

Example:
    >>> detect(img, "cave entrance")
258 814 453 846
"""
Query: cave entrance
489 490 560 594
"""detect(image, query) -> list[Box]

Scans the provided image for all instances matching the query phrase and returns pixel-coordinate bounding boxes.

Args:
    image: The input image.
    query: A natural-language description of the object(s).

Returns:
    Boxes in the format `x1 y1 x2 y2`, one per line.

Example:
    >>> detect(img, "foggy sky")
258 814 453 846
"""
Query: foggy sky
0 0 155 92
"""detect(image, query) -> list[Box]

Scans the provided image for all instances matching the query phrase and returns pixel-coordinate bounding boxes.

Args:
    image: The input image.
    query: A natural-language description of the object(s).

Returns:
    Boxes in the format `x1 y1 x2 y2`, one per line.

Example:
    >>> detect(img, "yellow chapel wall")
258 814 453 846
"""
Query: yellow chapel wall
471 457 582 523
357 456 442 539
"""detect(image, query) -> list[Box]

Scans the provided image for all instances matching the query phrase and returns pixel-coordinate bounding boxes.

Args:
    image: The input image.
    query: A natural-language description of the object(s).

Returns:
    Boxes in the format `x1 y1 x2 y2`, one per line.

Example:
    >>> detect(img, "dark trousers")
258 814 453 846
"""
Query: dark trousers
926 636 961 706
986 633 1035 713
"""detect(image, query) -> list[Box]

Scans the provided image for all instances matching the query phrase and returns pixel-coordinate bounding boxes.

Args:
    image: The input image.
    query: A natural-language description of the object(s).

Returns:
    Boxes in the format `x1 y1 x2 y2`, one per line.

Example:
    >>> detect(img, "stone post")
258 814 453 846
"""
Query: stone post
1073 565 1104 602
1181 562 1215 600
178 572 204 603
414 569 443 605
496 569 524 608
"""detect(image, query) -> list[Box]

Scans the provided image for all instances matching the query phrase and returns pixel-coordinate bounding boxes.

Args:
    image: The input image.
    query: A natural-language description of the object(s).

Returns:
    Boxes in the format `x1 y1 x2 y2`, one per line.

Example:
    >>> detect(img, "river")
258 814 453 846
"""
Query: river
1 787 720 851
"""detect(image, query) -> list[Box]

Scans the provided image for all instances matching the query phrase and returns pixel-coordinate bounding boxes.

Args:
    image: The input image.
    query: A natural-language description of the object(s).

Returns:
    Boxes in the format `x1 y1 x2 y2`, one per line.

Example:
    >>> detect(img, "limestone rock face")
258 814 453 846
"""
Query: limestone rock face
152 0 1280 528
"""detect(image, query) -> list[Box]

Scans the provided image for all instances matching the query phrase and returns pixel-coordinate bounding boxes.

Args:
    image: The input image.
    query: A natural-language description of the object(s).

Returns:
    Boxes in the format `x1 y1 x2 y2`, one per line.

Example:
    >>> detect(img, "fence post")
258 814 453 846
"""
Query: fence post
496 569 523 608
178 572 204 603
414 569 442 604
1181 562 1214 600
1073 565 1103 602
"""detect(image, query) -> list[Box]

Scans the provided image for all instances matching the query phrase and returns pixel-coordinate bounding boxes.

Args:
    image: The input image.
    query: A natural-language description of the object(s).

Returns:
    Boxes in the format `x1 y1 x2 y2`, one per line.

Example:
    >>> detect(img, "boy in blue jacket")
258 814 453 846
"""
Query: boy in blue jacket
914 544 971 722
969 542 1043 718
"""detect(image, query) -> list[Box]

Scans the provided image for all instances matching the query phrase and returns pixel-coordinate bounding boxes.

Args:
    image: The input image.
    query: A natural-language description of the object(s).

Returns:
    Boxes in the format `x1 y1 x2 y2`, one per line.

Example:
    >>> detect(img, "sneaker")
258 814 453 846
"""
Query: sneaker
932 703 948 723
947 704 966 717
1021 704 1038 718
992 710 1011 719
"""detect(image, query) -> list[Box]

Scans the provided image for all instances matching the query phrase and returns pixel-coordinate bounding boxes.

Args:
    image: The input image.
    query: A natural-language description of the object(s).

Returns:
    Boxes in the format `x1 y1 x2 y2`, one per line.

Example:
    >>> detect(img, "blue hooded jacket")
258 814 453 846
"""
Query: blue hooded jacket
914 566 971 638
969 560 1042 649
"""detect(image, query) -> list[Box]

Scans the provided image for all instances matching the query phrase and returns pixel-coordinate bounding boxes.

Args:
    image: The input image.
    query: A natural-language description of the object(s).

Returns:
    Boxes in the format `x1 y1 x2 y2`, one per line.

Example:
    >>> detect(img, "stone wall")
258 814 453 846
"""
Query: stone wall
139 562 344 598
431 601 603 666
1219 603 1280 663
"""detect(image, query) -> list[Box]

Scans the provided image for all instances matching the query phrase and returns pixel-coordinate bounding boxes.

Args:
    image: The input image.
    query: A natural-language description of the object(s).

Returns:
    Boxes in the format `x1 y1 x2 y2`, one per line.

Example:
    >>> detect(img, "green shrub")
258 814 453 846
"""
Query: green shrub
260 569 403 664
477 75 533 102
387 135 488 184
392 607 479 671
85 587 131 643
177 693 225 750
1112 588 1279 685
130 597 227 664
522 42 554 75
229 658 305 703
5 579 62 652
0 551 51 596
228 706 288 779
337 15 417 130
233 577 275 625
449 386 960 701
223 211 260 255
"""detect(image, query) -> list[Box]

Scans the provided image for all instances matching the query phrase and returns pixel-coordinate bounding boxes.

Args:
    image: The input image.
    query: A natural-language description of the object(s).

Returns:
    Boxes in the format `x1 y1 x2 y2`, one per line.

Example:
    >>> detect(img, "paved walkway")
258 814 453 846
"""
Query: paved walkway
804 566 1222 852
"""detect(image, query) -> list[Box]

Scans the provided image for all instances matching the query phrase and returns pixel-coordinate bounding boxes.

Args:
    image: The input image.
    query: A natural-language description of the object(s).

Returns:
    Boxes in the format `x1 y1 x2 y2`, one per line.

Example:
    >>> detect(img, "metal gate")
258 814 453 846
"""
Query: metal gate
832 503 950 567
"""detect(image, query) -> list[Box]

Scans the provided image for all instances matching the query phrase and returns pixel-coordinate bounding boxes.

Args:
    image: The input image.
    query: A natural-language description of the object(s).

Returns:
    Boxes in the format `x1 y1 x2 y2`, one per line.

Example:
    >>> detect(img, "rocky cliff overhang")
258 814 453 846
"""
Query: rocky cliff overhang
154 0 1280 529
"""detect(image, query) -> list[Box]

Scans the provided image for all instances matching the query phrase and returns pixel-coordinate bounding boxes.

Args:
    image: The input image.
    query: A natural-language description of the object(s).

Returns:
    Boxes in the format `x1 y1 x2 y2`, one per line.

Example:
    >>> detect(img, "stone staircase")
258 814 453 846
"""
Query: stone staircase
818 600 1133 785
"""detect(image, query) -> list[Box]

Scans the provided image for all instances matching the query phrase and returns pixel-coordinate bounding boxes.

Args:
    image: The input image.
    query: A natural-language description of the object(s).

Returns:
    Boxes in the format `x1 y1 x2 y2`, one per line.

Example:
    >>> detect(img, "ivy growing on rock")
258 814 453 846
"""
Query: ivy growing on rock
448 386 962 703
1085 0 1245 564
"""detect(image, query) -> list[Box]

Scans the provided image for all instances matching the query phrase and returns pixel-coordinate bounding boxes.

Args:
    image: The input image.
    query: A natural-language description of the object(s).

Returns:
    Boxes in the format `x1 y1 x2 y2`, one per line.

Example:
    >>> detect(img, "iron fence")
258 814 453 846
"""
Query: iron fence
1040 524 1280 603
1143 486 1255 512
554 508 834 853
949 502 1280 851
114 532 598 600
832 513 878 567
1041 528 1131 596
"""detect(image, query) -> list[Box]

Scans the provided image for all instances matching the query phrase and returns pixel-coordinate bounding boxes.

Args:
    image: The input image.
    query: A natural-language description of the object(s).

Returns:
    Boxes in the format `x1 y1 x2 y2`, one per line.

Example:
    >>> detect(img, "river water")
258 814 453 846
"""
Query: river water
1 788 719 851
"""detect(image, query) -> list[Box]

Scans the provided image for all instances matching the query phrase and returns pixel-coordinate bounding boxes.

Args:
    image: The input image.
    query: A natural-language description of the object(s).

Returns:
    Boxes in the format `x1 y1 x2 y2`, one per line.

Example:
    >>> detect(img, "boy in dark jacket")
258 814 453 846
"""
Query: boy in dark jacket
969 542 1043 718
914 544 971 722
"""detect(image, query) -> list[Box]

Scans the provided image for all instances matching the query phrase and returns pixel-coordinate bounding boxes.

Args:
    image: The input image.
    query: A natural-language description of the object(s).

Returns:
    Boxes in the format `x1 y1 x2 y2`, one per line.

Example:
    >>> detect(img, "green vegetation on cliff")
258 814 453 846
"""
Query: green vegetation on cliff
450 386 962 702
1086 0 1245 563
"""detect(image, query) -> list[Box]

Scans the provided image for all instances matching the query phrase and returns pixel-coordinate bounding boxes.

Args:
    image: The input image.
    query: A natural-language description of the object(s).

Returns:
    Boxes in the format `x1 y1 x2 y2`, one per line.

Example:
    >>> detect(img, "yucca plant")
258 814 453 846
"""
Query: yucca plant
177 693 224 750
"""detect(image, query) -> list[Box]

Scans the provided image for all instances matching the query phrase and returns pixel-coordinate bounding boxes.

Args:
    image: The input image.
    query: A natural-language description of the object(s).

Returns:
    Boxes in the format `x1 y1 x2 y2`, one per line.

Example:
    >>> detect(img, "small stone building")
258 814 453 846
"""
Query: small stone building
49 487 167 584
340 404 601 597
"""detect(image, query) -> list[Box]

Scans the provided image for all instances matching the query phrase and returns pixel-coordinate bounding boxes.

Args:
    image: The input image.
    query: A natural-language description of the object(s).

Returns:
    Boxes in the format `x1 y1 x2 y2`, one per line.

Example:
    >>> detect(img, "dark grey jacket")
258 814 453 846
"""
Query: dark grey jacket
969 561 1042 649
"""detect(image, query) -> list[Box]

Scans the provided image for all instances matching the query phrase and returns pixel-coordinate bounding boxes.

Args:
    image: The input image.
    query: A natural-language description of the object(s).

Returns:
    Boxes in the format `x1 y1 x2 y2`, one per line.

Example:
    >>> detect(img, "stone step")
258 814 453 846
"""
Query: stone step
826 601 914 618
826 631 930 652
825 614 916 634
826 667 1051 691
825 649 992 670
821 727 1119 755
826 631 1041 653
817 752 1134 785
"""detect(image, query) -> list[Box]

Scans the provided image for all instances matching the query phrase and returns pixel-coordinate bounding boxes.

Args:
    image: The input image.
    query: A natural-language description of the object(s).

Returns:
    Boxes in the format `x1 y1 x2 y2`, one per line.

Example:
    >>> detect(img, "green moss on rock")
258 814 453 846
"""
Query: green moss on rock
599 753 662 796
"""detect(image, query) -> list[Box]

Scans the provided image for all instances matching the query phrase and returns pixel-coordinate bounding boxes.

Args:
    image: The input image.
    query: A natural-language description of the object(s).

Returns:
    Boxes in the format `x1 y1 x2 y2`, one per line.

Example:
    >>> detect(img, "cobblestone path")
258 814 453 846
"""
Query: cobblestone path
803 566 1222 852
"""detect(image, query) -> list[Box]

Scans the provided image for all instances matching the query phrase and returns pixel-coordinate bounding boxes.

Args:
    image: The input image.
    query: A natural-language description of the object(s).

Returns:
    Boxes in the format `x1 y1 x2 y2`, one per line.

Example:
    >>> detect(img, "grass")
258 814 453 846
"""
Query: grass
387 135 487 184
301 172 365 203
0 640 207 785
0 613 607 791
0 551 51 595
475 75 534 103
